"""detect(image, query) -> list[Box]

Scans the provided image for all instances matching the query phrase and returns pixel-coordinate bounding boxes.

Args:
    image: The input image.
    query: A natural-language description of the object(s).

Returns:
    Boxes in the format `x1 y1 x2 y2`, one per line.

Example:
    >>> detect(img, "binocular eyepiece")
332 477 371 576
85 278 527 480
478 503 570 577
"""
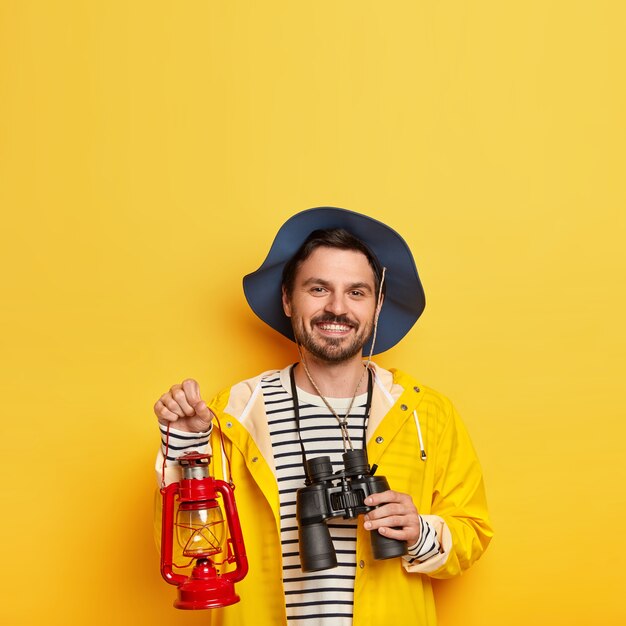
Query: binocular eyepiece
295 449 407 572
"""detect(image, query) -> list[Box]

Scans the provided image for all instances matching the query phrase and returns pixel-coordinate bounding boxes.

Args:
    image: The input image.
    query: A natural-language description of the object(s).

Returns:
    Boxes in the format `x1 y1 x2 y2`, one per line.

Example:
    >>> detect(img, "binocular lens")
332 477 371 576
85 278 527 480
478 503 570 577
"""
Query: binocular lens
305 456 334 482
342 449 369 475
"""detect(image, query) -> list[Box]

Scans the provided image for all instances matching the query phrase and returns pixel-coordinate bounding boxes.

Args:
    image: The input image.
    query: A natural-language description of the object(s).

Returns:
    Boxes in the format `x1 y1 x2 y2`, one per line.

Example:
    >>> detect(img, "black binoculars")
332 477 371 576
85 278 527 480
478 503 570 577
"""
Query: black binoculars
295 449 407 572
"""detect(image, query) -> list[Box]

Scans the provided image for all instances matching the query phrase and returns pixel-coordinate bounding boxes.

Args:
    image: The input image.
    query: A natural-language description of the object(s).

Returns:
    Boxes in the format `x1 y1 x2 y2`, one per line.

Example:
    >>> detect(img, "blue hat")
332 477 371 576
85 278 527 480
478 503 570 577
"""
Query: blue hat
242 207 425 355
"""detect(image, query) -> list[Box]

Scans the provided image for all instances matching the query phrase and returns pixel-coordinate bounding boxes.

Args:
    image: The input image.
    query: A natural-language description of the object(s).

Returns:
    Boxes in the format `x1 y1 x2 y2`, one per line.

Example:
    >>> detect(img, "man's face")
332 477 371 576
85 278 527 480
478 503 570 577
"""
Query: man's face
282 246 381 363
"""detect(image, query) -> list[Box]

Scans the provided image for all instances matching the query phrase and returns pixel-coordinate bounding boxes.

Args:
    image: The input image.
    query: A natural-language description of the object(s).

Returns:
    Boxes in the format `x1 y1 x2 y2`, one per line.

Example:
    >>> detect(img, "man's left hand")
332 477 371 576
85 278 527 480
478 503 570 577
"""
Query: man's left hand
363 490 421 545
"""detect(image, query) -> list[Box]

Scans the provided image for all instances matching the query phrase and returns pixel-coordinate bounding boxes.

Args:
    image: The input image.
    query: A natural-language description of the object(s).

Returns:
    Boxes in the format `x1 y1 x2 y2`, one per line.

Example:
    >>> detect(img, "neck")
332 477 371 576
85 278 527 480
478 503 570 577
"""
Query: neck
295 349 369 398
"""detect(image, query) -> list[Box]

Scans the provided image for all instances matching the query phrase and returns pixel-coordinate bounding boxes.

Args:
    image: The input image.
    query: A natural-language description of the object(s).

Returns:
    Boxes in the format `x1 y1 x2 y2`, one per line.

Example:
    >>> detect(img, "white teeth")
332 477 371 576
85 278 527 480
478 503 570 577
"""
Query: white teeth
319 323 351 332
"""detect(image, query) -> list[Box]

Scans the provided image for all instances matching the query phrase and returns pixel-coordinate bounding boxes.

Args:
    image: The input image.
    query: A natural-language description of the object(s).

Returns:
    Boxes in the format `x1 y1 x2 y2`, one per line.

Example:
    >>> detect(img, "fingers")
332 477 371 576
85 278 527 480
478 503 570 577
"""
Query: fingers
363 512 421 544
363 490 421 545
365 511 413 528
193 400 214 423
181 379 214 427
154 399 180 424
364 490 416 519
368 525 411 541
153 378 213 430
363 489 409 508
182 378 202 405
171 384 196 416
365 502 412 521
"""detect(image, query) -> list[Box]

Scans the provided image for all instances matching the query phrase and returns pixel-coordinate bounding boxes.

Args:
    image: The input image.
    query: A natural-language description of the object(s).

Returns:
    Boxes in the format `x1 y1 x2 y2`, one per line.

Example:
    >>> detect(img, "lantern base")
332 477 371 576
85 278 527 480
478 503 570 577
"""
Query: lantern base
174 561 240 610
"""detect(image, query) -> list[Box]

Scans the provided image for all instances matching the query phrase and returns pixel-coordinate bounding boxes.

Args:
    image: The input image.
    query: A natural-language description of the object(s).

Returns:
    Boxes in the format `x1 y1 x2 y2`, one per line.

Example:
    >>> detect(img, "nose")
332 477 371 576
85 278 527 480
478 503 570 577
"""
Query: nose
324 292 348 316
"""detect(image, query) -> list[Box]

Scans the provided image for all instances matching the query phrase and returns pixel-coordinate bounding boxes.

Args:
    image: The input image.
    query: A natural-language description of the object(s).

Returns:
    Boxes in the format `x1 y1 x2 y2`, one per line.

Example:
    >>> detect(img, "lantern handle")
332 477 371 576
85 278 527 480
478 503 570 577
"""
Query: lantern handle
215 480 249 584
160 483 188 586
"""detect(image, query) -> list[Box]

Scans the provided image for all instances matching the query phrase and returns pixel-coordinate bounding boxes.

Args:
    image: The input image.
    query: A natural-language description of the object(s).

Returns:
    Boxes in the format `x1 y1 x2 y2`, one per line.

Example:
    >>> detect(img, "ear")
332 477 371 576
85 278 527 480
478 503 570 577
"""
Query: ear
282 287 292 317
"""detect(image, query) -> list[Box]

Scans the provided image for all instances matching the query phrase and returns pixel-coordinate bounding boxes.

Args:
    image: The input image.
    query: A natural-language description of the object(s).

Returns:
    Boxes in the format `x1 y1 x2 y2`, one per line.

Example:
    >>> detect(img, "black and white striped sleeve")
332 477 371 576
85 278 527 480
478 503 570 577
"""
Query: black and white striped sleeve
159 424 212 461
403 515 441 563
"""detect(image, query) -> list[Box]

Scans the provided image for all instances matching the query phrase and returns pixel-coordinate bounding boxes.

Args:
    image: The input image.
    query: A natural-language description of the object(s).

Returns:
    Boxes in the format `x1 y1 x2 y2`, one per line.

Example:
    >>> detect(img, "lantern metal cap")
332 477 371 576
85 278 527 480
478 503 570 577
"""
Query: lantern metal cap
178 452 211 467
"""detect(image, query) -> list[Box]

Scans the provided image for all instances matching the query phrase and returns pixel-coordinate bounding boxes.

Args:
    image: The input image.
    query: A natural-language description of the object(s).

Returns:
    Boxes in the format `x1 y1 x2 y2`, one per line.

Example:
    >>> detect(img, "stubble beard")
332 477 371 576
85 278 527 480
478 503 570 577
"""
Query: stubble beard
292 313 374 364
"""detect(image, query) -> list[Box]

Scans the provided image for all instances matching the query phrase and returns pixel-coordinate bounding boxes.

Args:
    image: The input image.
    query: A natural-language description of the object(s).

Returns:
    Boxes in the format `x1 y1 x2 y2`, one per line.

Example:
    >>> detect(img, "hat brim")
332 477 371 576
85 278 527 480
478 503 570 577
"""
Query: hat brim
242 207 425 355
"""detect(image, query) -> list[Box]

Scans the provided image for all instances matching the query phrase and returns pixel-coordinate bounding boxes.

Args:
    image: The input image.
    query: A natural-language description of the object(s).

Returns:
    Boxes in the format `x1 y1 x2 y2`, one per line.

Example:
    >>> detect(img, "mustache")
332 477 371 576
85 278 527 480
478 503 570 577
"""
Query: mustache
311 314 358 328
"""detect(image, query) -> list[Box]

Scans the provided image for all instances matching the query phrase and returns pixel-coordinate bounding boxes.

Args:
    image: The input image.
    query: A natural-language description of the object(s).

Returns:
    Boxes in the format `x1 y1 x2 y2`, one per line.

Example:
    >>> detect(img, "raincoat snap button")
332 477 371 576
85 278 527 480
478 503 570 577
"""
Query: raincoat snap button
376 436 384 444
226 421 233 428
252 457 258 463
414 386 420 393
359 560 365 569
401 404 408 411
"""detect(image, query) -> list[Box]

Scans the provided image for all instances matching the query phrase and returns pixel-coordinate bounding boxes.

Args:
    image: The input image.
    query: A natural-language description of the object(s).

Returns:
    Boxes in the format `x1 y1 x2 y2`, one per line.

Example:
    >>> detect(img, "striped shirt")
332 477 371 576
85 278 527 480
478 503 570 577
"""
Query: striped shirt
264 368 366 625
159 366 440 625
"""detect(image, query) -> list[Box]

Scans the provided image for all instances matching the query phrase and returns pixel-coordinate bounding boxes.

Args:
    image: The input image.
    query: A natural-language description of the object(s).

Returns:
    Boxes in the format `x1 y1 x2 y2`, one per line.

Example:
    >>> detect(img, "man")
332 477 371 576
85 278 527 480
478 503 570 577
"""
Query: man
154 207 492 626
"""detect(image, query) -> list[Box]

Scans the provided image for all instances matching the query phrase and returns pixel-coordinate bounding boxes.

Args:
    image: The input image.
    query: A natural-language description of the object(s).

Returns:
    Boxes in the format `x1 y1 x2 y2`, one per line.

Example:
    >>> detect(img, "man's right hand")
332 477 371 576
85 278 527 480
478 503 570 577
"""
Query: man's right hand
154 379 214 433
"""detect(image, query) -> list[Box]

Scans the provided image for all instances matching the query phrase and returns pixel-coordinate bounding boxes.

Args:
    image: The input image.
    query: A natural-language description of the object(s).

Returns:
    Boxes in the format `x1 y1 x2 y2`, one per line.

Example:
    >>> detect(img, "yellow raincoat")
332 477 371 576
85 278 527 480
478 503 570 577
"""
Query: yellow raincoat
154 365 493 625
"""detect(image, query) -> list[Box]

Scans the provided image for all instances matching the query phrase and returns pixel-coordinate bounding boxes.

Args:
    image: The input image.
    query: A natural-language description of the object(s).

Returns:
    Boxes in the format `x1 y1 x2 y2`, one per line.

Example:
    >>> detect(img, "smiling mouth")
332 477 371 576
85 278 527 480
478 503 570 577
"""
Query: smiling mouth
316 322 354 333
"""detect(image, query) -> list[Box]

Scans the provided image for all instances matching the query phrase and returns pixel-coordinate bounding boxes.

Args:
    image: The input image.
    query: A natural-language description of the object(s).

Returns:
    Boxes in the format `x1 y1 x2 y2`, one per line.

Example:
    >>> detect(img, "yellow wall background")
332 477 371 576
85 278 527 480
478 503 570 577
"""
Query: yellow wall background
1 1 624 624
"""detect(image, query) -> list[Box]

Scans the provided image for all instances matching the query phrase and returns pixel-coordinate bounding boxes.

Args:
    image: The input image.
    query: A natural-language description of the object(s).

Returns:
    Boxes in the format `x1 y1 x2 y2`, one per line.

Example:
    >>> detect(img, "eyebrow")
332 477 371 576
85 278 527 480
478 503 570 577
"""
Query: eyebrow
301 277 374 292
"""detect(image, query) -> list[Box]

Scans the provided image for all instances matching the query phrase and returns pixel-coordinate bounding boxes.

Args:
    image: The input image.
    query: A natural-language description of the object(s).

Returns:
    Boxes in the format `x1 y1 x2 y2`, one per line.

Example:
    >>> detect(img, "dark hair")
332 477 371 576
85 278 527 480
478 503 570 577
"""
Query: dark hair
281 228 385 297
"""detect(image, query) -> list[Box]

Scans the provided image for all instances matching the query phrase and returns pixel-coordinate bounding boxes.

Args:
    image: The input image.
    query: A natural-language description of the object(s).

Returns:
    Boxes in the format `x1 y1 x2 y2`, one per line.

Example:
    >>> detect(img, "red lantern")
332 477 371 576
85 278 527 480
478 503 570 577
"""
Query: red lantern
160 452 248 609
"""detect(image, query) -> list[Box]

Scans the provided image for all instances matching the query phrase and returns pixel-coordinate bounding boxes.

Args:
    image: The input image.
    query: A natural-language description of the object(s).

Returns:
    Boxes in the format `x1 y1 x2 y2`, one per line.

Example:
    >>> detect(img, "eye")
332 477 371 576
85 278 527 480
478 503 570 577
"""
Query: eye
310 286 327 294
349 290 365 297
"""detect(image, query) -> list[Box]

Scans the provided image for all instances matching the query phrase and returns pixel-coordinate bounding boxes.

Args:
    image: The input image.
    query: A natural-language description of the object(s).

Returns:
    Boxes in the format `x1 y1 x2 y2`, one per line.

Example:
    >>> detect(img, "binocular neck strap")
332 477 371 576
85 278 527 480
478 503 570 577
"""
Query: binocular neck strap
288 363 374 474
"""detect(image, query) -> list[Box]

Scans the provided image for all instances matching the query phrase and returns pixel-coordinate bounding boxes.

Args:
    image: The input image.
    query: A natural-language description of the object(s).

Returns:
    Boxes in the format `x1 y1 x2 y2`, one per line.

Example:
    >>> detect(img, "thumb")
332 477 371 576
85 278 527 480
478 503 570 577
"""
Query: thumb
194 400 215 425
